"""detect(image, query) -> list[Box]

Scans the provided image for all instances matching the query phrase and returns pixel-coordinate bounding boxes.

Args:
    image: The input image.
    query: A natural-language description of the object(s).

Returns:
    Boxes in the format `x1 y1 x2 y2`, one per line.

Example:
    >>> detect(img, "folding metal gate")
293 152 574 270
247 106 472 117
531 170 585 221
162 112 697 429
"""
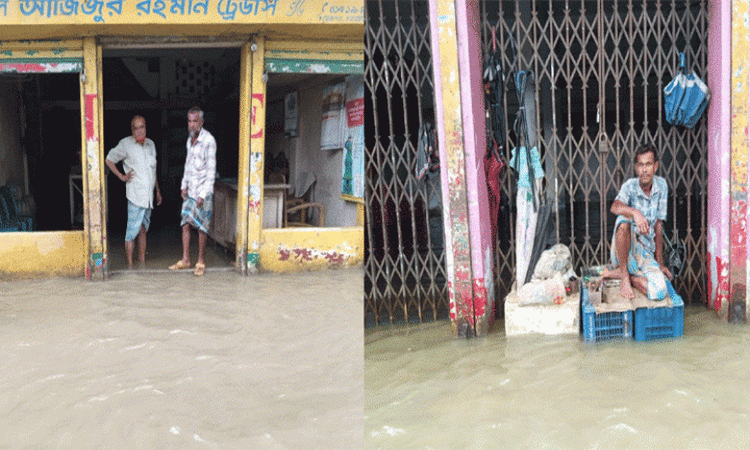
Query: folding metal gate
365 0 708 327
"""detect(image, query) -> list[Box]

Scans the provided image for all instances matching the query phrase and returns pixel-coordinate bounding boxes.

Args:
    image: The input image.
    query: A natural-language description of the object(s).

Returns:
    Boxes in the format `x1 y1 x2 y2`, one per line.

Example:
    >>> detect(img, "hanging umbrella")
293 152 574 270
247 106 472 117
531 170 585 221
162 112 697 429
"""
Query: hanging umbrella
483 28 507 244
664 52 710 129
510 67 545 288
524 186 556 285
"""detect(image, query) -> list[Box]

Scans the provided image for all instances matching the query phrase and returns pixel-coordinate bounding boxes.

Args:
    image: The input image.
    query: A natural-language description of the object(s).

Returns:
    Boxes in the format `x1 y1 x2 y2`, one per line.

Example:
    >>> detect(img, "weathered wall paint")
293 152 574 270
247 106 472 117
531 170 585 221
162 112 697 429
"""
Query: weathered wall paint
430 0 483 337
235 40 253 273
264 59 361 73
0 39 83 60
427 0 496 336
0 61 81 72
0 39 83 49
82 37 107 280
246 36 266 273
707 0 731 316
259 227 362 272
265 41 362 59
0 231 85 277
455 0 493 336
729 0 749 321
251 93 265 138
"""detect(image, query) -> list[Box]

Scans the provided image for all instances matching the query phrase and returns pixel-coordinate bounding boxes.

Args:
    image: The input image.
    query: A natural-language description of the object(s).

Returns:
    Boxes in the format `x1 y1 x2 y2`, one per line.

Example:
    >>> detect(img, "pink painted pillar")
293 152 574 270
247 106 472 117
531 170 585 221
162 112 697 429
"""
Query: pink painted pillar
429 0 495 337
706 0 731 317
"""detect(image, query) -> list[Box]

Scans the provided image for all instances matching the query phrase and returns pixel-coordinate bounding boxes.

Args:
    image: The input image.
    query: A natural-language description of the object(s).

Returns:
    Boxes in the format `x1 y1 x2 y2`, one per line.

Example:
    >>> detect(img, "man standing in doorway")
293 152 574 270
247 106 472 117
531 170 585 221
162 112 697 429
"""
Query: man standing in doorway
105 115 162 269
603 144 673 300
169 106 217 276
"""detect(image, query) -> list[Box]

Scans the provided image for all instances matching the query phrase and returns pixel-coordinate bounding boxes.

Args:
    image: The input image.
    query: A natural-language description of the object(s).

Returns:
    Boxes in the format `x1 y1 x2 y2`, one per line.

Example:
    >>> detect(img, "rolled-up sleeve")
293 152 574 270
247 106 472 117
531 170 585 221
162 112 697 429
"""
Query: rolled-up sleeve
106 139 127 164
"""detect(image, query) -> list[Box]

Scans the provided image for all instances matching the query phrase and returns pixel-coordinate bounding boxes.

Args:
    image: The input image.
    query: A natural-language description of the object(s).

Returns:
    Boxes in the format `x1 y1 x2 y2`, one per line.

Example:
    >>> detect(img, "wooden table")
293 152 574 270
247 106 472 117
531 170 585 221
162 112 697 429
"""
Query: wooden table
210 180 291 249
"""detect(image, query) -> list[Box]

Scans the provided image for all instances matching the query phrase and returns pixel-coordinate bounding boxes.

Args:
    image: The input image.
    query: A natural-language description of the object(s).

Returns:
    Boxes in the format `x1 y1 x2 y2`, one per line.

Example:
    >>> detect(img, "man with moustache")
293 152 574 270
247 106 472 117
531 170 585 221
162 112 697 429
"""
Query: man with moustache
603 144 673 300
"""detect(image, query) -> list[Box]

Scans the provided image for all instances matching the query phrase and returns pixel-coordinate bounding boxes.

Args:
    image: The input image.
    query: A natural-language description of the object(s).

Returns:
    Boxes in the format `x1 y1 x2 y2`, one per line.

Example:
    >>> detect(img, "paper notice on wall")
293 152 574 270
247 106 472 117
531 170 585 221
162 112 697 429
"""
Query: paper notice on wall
342 75 364 199
284 91 299 137
320 82 347 151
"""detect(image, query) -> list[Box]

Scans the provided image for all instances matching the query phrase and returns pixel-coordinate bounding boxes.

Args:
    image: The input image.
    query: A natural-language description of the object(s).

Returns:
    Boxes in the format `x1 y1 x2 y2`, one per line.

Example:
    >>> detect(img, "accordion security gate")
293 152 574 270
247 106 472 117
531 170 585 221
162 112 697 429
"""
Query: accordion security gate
365 0 708 327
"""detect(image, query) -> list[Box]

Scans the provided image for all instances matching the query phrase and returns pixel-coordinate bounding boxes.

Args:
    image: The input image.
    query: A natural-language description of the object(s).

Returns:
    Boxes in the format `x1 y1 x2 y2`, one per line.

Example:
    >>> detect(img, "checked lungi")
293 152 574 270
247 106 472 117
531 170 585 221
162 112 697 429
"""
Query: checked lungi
125 200 152 242
180 195 213 234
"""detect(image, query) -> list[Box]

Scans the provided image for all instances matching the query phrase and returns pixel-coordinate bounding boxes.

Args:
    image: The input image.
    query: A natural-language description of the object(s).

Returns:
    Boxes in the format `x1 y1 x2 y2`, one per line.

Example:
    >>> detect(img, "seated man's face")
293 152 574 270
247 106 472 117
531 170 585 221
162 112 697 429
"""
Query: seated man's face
635 151 657 187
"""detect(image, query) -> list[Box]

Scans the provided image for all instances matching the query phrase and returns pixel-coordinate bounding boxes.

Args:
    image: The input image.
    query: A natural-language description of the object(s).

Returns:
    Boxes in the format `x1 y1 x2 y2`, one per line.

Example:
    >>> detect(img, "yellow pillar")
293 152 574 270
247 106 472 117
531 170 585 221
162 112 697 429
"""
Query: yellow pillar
81 37 107 280
430 0 474 336
246 36 266 273
236 40 253 274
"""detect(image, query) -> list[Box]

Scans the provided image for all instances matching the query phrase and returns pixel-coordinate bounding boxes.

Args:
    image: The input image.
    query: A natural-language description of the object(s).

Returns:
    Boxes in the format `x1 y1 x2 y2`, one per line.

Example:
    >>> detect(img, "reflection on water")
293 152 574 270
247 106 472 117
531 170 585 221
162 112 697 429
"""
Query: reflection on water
0 268 363 450
365 306 750 449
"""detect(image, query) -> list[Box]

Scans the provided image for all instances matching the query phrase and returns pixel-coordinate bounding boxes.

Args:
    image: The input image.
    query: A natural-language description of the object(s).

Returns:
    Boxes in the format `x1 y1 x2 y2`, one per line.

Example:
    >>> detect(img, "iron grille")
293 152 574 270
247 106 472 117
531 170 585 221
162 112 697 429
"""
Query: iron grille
365 0 448 326
366 0 708 327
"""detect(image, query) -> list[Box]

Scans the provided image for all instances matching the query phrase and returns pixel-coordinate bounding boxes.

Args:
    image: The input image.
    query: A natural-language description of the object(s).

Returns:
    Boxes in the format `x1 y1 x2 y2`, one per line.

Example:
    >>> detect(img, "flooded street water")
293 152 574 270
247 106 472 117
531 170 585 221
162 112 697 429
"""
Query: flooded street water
365 305 750 449
0 268 363 449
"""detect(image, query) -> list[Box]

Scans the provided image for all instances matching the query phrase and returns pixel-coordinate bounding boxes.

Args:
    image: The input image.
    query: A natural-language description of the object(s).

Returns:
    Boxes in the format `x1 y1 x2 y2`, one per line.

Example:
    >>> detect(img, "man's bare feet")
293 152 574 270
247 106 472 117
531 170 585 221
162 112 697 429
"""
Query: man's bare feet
619 274 634 299
630 276 649 298
602 266 634 299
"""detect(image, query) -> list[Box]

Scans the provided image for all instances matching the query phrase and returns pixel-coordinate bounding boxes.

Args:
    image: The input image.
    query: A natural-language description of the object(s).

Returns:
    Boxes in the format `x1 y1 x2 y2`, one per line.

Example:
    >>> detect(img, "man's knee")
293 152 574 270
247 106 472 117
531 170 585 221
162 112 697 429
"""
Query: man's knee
647 273 667 301
614 221 631 247
615 221 631 236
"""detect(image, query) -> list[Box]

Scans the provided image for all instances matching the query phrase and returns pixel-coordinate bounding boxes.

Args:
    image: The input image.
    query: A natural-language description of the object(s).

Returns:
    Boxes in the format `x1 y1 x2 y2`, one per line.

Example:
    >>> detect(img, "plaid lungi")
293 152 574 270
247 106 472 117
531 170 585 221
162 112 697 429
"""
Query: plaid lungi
610 215 667 301
180 195 213 234
126 200 151 242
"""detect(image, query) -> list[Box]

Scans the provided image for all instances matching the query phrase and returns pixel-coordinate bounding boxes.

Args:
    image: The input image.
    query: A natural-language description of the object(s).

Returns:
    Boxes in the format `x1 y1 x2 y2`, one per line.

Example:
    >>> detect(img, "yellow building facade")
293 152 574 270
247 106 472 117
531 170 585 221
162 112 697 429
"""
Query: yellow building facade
0 0 364 279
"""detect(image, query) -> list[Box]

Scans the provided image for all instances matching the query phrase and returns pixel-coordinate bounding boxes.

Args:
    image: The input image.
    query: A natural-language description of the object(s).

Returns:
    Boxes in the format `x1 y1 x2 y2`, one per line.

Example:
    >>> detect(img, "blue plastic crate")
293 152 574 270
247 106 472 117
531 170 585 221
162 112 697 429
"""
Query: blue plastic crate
633 279 684 341
581 282 633 342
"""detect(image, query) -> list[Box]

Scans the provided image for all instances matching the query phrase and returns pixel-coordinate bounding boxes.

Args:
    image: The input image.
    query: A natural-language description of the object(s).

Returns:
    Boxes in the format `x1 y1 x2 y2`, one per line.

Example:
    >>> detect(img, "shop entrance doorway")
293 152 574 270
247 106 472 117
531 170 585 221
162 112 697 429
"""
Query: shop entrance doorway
101 43 241 273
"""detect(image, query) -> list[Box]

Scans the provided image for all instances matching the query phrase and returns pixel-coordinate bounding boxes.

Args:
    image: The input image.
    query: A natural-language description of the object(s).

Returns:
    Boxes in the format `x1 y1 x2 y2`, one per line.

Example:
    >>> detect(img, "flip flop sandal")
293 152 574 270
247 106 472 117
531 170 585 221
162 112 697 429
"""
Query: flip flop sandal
194 263 206 277
169 260 190 270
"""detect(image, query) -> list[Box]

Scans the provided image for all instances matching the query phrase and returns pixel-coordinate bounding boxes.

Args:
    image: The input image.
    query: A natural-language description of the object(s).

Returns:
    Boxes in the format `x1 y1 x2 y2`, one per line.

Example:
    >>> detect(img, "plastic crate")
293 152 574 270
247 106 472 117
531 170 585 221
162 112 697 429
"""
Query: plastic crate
632 279 684 341
581 282 633 342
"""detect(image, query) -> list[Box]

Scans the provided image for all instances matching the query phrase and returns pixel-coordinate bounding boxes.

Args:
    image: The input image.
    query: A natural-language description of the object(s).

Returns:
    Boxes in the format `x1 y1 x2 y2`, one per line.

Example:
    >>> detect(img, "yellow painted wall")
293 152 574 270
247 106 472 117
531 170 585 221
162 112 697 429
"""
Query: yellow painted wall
260 227 363 272
0 231 86 278
0 0 362 41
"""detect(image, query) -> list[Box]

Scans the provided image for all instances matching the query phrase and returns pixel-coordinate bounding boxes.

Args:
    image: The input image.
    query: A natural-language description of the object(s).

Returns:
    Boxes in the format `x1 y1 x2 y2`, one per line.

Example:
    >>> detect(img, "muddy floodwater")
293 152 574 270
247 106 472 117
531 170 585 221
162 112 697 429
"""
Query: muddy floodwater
365 305 750 450
0 268 363 449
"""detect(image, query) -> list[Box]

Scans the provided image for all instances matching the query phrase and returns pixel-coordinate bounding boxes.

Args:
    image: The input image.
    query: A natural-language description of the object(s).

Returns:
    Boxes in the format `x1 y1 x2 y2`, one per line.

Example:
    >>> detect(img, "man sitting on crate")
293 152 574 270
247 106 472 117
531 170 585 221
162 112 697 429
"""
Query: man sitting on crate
602 144 673 300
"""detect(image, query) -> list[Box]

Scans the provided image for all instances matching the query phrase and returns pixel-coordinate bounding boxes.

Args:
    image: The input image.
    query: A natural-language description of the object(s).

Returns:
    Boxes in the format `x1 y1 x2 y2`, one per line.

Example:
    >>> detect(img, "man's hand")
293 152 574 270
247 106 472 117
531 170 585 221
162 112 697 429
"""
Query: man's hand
122 170 134 183
632 210 649 235
181 189 188 201
659 264 673 280
197 197 204 208
156 190 162 206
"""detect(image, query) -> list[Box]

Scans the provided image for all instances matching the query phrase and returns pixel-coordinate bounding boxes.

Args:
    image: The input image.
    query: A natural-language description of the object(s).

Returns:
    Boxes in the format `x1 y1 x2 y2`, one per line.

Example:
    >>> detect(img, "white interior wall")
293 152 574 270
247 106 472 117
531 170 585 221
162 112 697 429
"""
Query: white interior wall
0 80 25 188
286 78 358 227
